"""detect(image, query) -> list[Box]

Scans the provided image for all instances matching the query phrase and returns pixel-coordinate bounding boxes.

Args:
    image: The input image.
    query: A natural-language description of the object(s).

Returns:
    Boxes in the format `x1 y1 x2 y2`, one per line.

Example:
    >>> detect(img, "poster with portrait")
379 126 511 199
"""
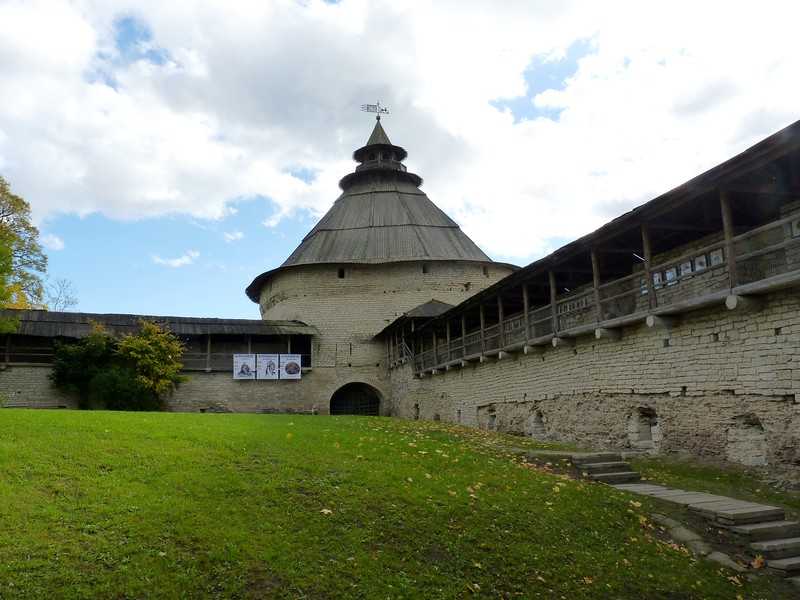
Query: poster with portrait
279 354 302 380
233 354 256 379
710 248 724 266
256 354 279 380
694 254 708 271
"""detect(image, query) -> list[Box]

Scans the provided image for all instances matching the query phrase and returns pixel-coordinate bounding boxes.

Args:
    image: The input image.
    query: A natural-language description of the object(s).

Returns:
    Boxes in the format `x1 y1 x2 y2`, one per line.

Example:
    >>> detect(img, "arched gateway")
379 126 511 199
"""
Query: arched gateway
330 383 381 416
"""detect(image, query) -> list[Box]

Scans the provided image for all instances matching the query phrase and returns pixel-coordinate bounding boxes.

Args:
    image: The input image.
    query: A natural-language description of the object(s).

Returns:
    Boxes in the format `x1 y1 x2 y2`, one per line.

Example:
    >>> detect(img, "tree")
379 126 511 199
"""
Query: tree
117 321 186 399
0 238 18 333
45 278 78 312
0 176 47 304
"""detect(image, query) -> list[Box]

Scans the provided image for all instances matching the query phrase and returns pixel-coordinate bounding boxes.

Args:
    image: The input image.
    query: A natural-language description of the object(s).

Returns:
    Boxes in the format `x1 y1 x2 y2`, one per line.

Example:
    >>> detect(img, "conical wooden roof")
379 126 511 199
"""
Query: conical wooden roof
246 120 497 302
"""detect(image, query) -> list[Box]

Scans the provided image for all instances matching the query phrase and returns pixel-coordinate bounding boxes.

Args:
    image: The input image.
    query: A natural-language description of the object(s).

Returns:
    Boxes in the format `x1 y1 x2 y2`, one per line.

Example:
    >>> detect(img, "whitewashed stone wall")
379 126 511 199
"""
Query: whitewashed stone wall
389 289 800 478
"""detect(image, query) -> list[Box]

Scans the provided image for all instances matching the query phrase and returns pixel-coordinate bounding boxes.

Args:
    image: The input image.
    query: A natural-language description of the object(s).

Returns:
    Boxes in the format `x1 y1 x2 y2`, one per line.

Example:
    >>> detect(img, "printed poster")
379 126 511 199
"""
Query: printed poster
256 354 279 380
279 354 302 380
233 354 256 379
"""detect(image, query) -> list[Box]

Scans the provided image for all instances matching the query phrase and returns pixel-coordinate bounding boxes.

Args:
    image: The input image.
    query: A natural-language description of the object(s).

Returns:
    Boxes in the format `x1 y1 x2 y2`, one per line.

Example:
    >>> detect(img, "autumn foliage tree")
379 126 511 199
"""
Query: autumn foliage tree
0 176 47 305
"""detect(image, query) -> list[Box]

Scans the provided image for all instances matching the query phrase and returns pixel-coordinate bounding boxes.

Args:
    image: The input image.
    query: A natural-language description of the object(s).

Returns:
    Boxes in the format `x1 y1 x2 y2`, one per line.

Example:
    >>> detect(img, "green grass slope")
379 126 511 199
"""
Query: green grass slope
0 410 789 598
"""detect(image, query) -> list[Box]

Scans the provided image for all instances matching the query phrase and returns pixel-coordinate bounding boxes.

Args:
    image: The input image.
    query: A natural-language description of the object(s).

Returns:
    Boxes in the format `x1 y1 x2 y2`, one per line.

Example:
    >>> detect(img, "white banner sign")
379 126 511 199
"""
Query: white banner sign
233 354 256 379
279 354 302 380
256 354 279 380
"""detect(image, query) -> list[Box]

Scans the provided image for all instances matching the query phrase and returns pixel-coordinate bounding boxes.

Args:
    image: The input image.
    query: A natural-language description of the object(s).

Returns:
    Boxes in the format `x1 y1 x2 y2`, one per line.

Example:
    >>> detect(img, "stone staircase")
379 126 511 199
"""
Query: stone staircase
611 482 800 586
571 452 641 485
526 449 800 587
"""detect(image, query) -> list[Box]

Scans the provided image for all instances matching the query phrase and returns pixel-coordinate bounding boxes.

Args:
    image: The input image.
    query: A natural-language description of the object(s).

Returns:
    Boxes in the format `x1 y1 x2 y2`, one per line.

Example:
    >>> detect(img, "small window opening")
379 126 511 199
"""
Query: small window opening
337 268 345 279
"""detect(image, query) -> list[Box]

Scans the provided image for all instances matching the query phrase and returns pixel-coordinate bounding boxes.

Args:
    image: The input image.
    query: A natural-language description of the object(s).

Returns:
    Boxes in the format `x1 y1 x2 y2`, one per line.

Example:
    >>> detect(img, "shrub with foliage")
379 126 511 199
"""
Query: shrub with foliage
51 320 185 411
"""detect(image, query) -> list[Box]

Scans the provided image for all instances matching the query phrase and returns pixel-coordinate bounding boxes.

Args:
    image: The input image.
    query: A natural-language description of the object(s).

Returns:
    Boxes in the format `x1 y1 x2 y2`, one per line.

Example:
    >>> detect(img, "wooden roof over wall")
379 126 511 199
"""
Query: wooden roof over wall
0 309 318 339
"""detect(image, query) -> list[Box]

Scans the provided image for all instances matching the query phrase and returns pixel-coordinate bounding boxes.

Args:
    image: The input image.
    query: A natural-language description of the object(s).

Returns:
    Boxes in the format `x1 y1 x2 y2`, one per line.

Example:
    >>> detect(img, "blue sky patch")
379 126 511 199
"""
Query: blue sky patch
42 199 317 318
491 38 594 123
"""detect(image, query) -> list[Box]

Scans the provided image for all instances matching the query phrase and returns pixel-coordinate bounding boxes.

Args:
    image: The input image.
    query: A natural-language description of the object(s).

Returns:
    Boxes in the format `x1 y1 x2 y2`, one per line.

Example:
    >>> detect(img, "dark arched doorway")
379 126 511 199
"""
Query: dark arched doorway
330 383 381 416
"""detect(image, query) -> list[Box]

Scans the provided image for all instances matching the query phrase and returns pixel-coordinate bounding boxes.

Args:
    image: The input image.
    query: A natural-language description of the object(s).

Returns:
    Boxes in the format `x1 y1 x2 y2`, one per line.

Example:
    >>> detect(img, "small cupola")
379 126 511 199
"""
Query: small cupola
340 116 420 190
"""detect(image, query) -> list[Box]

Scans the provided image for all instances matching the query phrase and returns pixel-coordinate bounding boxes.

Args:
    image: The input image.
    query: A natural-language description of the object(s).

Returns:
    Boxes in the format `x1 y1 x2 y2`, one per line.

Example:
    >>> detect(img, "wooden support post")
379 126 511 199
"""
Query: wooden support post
720 190 738 288
479 304 486 354
590 248 602 322
548 270 558 335
595 327 621 341
497 295 505 348
446 321 451 362
641 224 657 308
461 314 467 355
646 315 676 330
522 284 531 341
725 294 764 312
205 333 212 372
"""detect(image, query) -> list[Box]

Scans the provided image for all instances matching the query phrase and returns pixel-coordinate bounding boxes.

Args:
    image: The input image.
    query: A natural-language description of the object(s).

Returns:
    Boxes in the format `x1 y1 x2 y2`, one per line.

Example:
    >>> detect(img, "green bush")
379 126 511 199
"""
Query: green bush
51 320 185 411
88 365 160 411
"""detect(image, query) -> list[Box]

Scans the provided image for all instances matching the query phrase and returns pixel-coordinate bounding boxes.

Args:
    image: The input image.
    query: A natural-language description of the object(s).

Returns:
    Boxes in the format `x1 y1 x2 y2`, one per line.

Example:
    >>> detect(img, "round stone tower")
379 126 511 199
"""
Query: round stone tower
246 118 515 414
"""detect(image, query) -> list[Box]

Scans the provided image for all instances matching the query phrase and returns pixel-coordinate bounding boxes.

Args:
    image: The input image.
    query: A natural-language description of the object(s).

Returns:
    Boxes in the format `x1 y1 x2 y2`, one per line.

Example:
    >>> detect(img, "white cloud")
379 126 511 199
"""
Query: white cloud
223 230 244 242
152 249 199 268
1 0 799 264
41 233 64 251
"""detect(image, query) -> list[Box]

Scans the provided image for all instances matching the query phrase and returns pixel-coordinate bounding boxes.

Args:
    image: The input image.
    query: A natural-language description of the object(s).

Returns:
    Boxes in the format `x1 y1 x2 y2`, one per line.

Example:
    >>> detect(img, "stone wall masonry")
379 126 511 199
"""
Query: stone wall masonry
0 364 77 409
389 288 800 479
259 260 513 412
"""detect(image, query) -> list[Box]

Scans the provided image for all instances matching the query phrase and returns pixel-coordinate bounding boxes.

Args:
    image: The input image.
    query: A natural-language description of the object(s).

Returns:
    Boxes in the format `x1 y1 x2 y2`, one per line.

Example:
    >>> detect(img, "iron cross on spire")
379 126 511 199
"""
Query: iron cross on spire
360 101 390 120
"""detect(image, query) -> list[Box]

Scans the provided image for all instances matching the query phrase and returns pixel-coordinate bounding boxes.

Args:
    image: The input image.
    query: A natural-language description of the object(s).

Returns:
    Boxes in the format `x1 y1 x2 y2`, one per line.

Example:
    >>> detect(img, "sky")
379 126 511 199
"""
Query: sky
1 0 799 318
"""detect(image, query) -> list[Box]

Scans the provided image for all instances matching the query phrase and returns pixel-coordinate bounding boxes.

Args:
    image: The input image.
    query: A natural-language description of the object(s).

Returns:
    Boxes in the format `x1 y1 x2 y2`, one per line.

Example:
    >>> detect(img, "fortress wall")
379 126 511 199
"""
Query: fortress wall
258 260 513 409
389 288 800 478
0 364 78 409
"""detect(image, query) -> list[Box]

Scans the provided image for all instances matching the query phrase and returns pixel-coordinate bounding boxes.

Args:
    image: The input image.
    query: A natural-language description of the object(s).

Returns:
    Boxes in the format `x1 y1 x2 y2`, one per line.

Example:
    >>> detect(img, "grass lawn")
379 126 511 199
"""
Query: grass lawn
0 410 793 599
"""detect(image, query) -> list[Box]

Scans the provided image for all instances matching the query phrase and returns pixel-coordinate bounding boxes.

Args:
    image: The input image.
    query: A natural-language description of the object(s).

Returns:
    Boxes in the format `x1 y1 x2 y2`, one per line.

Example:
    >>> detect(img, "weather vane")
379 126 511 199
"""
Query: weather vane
360 101 390 120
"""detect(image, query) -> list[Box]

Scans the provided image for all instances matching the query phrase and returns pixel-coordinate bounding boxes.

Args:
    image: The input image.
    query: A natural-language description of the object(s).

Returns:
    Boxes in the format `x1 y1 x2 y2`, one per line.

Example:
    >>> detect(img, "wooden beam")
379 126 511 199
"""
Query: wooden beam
641 224 657 309
497 295 505 348
548 270 558 335
725 294 764 312
446 321 451 362
590 248 602 322
595 327 621 341
523 344 544 355
551 336 575 348
522 284 531 341
720 189 738 288
479 303 486 355
646 315 677 330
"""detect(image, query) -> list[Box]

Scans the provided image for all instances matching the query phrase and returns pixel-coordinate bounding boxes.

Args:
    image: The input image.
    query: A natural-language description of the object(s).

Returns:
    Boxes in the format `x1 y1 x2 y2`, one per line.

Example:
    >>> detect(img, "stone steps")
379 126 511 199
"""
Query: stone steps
570 452 622 466
579 461 631 474
751 537 800 560
767 556 800 577
588 471 641 484
729 520 800 542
